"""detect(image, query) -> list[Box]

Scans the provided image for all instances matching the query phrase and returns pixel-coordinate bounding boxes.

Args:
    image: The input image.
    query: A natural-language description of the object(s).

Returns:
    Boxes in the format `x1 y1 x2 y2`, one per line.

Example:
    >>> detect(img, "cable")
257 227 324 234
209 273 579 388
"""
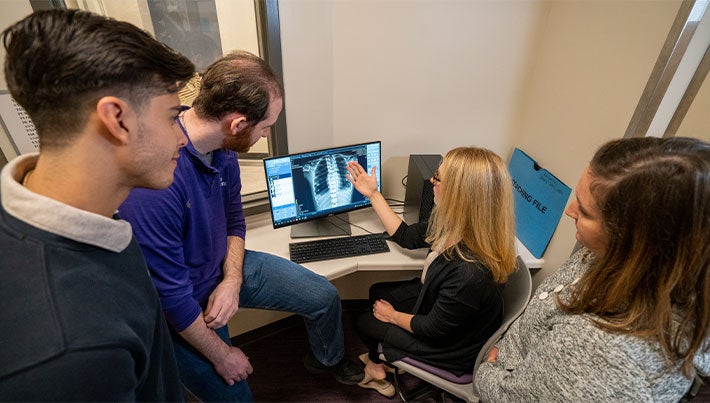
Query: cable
327 215 352 234
385 199 404 215
332 214 376 234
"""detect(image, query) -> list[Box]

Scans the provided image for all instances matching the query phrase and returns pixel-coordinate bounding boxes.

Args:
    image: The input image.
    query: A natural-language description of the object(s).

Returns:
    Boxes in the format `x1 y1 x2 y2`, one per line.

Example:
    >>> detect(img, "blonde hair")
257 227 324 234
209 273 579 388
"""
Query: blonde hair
426 147 517 283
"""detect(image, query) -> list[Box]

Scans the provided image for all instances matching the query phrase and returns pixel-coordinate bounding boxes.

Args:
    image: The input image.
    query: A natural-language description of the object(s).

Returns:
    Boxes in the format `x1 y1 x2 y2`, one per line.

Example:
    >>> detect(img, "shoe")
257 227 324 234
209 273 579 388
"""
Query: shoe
358 352 404 375
303 352 365 385
358 374 396 398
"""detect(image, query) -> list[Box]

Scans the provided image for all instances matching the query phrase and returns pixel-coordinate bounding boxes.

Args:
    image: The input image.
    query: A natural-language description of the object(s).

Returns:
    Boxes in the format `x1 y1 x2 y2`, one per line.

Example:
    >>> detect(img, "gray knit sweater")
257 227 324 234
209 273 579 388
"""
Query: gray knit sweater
475 248 710 402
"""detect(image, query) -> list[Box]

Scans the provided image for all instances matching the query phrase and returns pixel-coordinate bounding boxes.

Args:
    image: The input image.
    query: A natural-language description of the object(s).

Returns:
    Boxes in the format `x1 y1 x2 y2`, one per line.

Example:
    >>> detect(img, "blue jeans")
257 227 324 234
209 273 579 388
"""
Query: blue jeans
239 250 345 365
172 325 254 402
172 250 344 402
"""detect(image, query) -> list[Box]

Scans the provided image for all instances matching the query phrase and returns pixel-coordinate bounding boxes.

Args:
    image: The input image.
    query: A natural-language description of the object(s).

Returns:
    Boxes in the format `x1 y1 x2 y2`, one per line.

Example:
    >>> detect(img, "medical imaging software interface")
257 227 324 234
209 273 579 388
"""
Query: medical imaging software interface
264 142 381 228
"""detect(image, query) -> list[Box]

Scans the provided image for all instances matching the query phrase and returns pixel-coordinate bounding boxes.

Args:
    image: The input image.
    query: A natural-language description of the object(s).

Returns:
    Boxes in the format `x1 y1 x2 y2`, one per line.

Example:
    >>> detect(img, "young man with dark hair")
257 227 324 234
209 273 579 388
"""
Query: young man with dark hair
0 9 194 401
120 51 364 402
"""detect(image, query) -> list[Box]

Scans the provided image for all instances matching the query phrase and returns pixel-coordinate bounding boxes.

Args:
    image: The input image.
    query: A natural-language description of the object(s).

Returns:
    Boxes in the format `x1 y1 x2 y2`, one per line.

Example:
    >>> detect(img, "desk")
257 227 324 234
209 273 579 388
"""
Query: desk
245 209 543 280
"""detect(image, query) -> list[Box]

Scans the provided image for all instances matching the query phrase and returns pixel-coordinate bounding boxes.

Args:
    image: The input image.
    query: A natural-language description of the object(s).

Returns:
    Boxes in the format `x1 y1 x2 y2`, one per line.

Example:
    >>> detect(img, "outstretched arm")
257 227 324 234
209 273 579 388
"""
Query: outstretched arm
346 161 402 235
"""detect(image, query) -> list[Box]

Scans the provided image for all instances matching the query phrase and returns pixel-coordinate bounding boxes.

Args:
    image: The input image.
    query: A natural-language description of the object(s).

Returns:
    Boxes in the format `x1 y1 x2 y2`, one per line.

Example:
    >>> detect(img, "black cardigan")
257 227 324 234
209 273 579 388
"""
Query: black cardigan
382 221 504 375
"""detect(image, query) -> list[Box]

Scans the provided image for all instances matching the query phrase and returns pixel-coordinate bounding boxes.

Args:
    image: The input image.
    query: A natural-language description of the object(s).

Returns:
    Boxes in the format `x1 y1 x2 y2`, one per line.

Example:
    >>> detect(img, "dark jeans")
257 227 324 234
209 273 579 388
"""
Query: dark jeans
172 325 254 402
170 249 344 402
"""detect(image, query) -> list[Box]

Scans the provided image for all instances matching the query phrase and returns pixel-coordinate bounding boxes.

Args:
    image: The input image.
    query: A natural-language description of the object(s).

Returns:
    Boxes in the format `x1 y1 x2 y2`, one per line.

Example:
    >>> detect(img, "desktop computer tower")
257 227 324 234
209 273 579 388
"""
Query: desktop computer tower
403 154 442 224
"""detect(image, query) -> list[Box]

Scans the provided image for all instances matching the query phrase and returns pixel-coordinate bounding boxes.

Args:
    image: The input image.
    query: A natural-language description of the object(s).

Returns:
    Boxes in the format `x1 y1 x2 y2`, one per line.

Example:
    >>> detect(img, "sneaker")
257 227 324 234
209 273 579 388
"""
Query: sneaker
303 352 365 385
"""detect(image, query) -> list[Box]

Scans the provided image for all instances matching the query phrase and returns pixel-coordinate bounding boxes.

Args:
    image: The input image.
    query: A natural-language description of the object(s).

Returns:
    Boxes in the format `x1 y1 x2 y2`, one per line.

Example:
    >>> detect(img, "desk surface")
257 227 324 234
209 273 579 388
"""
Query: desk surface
245 209 543 280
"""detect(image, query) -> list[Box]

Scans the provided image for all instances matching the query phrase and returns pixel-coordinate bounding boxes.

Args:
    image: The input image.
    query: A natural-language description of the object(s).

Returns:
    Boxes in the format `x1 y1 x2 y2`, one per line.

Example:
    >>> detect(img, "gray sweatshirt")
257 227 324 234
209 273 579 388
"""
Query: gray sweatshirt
475 248 710 402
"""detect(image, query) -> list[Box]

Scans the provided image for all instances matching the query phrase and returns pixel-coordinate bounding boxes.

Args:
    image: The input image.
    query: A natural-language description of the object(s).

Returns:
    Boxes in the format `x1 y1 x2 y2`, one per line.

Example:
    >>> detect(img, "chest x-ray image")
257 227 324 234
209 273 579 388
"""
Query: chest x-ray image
297 152 359 211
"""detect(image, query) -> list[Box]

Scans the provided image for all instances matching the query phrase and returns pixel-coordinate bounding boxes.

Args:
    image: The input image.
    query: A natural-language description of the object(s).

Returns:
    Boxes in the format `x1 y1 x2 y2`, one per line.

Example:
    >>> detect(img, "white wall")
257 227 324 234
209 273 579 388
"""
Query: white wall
216 0 260 57
279 0 682 286
281 0 545 200
279 0 335 154
331 0 542 157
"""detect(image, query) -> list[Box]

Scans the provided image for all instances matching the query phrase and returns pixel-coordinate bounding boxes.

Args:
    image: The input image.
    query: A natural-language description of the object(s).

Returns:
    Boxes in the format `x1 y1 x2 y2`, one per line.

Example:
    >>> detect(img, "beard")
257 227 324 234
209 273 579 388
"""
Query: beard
223 124 255 153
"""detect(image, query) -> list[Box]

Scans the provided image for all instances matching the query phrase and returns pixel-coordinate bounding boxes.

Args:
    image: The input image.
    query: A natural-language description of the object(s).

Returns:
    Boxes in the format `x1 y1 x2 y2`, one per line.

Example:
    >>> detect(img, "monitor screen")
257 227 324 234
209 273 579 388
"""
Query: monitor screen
263 141 382 232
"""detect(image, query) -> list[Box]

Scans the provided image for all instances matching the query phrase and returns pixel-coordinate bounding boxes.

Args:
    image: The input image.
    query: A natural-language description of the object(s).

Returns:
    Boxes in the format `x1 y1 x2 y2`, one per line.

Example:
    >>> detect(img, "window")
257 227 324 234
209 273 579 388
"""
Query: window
60 0 288 212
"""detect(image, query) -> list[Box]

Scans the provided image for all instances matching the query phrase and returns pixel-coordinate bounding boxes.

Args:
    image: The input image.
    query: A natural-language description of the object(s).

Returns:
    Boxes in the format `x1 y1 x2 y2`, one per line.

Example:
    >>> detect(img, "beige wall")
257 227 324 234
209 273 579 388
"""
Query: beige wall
229 270 420 335
279 0 682 288
508 0 681 284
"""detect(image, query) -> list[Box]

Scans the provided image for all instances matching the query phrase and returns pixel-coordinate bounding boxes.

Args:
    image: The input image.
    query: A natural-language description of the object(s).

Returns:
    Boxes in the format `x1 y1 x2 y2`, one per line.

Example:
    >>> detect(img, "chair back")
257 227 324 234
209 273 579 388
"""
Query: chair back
471 256 532 387
383 256 533 402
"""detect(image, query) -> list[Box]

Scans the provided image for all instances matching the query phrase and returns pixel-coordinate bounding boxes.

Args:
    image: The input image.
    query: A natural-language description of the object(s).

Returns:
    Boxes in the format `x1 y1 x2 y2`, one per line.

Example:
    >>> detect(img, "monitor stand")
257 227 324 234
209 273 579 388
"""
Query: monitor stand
290 214 352 238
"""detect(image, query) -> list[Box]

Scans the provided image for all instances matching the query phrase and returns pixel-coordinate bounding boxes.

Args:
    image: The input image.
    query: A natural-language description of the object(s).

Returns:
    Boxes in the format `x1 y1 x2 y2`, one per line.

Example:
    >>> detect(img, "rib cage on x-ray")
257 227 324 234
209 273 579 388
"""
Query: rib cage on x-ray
301 153 357 211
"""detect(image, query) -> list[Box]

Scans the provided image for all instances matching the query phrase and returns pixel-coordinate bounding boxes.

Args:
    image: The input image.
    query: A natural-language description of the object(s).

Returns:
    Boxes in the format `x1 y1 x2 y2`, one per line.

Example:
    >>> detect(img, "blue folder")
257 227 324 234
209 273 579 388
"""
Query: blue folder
508 148 571 258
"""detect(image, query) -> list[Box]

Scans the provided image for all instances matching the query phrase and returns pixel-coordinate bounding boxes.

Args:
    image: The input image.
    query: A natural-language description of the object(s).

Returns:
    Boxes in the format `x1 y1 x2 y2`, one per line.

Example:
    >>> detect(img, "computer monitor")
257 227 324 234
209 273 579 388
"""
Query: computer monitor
263 141 382 238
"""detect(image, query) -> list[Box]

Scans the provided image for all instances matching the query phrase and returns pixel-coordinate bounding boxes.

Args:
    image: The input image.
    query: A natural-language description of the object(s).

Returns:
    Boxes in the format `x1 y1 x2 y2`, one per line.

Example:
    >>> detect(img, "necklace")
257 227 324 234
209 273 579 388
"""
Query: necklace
22 169 34 188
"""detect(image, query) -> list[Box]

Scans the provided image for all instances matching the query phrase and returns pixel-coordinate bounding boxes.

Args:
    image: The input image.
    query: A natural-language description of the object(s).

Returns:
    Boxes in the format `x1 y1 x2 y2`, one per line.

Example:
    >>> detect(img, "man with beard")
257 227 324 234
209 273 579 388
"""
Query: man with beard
119 51 364 402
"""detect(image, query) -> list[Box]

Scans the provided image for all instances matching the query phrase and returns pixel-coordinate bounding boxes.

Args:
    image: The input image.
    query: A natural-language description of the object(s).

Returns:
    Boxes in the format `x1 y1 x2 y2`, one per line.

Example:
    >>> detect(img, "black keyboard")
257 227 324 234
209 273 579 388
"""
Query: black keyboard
289 233 390 263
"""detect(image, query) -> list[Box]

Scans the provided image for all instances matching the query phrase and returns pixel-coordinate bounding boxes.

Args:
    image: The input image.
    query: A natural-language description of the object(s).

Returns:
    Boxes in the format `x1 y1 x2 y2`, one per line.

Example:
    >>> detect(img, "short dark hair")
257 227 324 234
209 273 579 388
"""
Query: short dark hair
191 50 284 123
2 9 195 148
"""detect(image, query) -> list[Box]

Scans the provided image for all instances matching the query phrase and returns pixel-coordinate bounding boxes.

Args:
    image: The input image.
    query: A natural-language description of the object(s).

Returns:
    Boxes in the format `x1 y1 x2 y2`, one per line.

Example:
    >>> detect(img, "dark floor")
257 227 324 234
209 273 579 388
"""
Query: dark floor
231 306 442 402
228 305 710 402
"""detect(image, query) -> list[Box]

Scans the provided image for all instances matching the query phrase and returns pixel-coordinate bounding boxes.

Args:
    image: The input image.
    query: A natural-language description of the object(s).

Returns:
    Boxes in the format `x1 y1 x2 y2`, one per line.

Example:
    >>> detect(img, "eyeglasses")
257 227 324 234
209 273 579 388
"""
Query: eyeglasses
431 169 441 184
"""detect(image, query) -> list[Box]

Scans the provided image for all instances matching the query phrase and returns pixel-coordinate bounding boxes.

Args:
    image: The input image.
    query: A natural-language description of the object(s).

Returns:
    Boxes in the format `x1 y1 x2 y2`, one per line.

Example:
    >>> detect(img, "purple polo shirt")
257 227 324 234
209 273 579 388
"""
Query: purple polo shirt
119 137 245 332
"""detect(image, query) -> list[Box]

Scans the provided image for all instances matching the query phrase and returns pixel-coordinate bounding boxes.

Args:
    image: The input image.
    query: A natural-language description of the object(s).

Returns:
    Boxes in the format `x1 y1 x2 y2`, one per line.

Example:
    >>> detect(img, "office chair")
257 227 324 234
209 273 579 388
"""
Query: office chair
380 256 533 403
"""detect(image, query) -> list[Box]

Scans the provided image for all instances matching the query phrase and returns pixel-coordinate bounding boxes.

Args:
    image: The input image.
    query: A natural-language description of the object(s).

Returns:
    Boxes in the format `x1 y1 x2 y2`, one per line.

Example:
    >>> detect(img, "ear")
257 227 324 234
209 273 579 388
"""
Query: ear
96 96 132 145
229 115 249 136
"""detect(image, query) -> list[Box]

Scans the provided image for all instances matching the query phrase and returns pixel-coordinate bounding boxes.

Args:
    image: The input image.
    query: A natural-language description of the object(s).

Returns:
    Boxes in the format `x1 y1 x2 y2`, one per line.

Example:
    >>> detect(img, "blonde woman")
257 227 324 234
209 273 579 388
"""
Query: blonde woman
345 147 517 397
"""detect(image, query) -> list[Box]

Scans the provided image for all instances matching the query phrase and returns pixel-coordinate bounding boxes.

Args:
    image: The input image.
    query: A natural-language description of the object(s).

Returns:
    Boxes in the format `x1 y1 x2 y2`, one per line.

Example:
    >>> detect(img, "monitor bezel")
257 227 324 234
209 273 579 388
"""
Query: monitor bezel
262 140 382 230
